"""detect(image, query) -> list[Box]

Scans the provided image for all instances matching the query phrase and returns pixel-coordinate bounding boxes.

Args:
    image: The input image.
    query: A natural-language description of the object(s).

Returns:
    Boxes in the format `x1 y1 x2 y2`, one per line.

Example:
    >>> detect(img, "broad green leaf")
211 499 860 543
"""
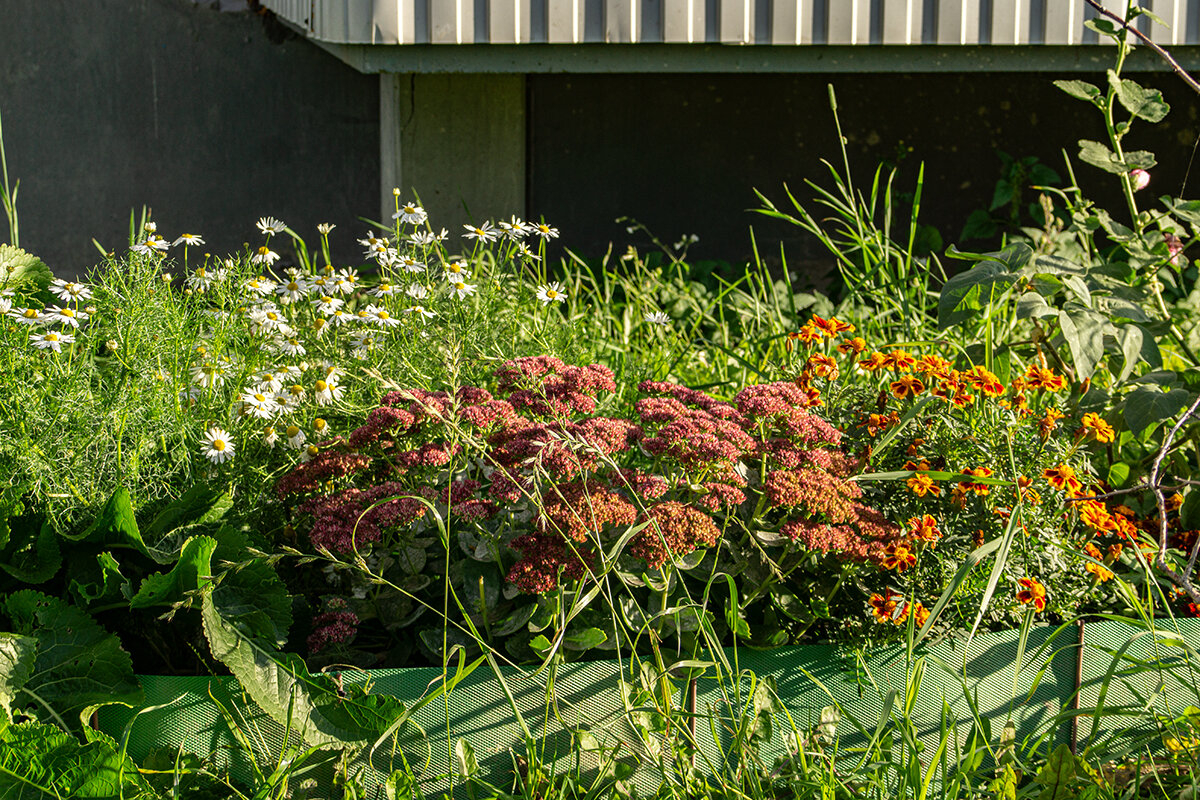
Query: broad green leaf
455 738 479 778
201 590 406 748
1117 325 1144 383
0 719 153 798
1078 139 1127 174
1084 17 1117 37
68 487 151 558
0 513 61 584
1107 461 1131 488
0 633 37 721
3 591 142 730
563 627 608 651
1034 743 1078 800
67 551 129 609
1015 292 1056 320
1023 254 1086 277
212 559 292 648
143 482 233 542
1057 309 1106 379
938 261 1017 329
492 603 538 638
0 245 51 292
1124 387 1194 436
1053 79 1103 106
1181 490 1200 532
1108 71 1170 123
130 535 217 609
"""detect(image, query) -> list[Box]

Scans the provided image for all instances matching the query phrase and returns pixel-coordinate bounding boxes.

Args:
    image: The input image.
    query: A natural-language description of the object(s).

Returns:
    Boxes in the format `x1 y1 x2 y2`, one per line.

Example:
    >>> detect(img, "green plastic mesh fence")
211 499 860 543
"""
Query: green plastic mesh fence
98 619 1200 797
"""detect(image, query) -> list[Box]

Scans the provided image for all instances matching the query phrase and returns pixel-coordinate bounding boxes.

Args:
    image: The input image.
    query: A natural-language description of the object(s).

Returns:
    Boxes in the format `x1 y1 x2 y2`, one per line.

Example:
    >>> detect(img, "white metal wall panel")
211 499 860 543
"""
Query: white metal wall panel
259 0 1200 46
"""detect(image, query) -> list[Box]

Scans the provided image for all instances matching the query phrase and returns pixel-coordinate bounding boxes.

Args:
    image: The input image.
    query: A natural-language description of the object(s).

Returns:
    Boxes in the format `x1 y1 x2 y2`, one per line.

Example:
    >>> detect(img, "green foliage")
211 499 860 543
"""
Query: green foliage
0 244 48 291
0 718 159 799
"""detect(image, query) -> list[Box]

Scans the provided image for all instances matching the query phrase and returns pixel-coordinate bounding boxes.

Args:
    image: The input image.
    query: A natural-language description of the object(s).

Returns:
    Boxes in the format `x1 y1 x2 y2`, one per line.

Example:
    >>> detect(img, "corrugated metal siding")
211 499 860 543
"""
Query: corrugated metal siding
261 0 1200 46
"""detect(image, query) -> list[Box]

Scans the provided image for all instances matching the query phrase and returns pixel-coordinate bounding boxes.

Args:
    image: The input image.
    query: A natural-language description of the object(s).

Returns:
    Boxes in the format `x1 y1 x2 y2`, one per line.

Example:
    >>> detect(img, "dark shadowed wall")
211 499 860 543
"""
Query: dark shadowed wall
0 0 378 277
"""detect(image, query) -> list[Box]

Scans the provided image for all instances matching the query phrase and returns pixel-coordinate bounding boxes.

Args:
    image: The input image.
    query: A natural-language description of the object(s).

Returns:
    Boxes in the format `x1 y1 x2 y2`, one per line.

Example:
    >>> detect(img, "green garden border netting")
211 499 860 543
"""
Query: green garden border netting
99 619 1200 797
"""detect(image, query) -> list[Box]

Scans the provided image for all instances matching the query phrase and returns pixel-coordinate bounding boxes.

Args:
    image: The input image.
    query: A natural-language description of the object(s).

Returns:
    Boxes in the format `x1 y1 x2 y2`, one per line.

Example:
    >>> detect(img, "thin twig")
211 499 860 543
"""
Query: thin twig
1149 393 1200 604
1083 0 1200 97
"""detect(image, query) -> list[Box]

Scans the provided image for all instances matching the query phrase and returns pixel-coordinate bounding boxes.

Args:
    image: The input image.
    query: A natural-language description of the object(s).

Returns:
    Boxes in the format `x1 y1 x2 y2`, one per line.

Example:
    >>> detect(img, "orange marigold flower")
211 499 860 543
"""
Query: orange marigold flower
914 354 952 379
1113 515 1138 541
904 459 931 471
958 467 994 497
910 601 931 628
812 314 854 337
862 412 899 436
837 336 867 355
951 389 976 408
1038 407 1066 440
1108 542 1124 561
1043 464 1082 493
859 351 888 371
964 365 1005 397
1077 500 1118 533
1167 493 1185 512
1086 560 1115 582
907 473 941 498
868 589 904 623
884 349 916 372
1080 412 1115 444
907 514 941 546
890 374 926 399
1016 577 1047 612
1024 365 1067 392
795 323 823 343
1084 541 1103 560
806 353 840 380
881 541 918 572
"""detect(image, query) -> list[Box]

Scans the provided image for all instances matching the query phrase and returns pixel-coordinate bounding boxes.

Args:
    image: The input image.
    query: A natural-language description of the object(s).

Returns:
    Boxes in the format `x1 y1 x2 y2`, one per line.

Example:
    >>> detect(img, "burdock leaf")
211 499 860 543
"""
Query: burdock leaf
0 245 51 291
0 719 153 797
201 591 406 748
0 633 37 721
0 513 61 584
3 591 142 730
130 535 217 609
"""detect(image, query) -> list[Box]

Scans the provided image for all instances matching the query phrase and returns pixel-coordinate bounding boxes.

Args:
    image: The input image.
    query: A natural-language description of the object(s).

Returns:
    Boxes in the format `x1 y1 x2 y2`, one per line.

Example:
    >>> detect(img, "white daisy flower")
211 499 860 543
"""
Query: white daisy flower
253 369 283 392
144 221 158 233
317 223 336 235
536 283 567 305
248 307 289 335
394 255 425 274
366 305 400 328
186 266 217 293
393 202 428 225
300 443 321 463
357 230 384 248
201 427 235 464
448 280 478 300
498 217 530 239
311 295 344 315
251 245 281 267
311 317 330 339
312 417 330 436
516 242 541 261
283 383 307 404
443 261 472 281
173 233 205 247
263 425 280 449
347 331 377 351
531 222 560 240
317 362 345 382
406 283 428 300
409 230 436 246
351 308 373 323
277 277 309 303
46 305 89 328
49 279 93 303
257 216 287 235
309 275 334 294
30 330 74 352
284 424 307 450
132 235 169 255
243 275 277 296
191 361 227 389
369 281 398 298
403 305 437 321
645 310 671 326
275 337 307 357
313 378 344 406
332 268 360 295
0 295 10 315
326 308 351 327
11 307 45 326
462 222 497 242
364 242 391 261
239 389 280 419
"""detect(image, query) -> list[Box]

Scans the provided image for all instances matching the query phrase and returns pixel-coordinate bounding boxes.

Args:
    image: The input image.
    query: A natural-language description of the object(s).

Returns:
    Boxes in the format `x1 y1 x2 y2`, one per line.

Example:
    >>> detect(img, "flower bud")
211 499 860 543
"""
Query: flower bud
1130 168 1151 191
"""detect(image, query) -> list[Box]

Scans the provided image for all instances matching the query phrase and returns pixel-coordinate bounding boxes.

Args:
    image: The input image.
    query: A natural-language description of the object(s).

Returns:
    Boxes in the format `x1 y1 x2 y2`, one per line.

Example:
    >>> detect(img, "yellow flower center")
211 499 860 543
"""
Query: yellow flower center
314 418 327 431
258 246 270 256
212 439 226 451
254 394 267 403
289 384 304 396
287 282 299 291
196 267 206 277
286 425 300 438
547 290 558 298
22 309 36 319
377 311 391 320
61 308 75 318
306 445 319 455
315 380 328 392
45 332 59 342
